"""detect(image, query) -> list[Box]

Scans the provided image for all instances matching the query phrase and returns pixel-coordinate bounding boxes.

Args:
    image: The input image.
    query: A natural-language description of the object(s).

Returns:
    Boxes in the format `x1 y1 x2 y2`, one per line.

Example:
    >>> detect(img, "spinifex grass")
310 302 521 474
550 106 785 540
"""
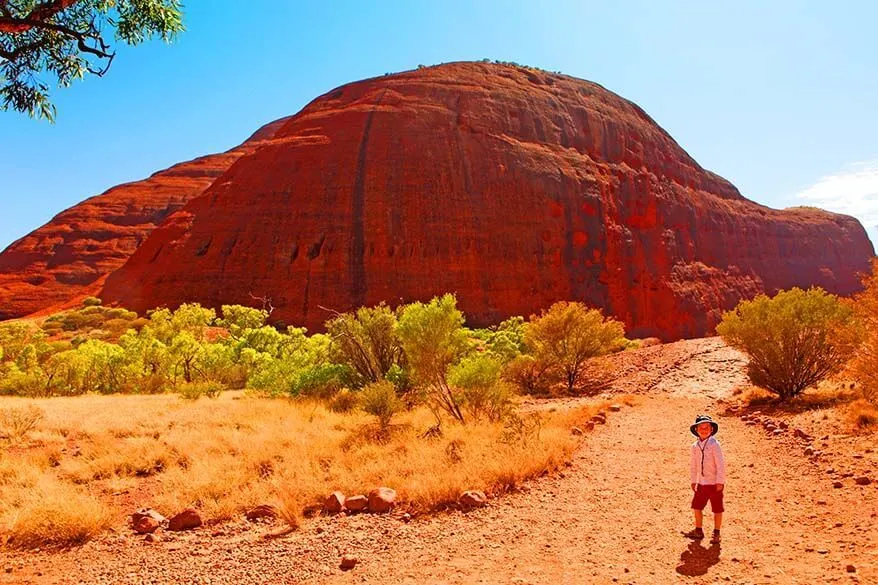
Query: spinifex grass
0 392 607 549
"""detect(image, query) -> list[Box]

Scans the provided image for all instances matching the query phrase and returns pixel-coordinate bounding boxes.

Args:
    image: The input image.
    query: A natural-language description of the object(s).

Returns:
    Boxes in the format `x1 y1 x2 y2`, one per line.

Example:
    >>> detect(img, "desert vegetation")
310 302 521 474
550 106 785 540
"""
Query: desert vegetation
0 294 628 549
717 262 878 427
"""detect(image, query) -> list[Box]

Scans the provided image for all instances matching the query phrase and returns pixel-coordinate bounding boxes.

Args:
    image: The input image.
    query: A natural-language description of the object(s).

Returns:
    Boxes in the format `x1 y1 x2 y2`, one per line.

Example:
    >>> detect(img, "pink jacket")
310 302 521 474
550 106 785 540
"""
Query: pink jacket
690 436 726 485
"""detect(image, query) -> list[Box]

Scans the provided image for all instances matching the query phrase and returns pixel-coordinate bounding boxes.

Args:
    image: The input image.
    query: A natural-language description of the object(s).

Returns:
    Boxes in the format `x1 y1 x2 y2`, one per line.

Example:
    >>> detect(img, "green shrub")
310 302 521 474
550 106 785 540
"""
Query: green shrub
326 302 404 388
717 287 861 401
359 380 403 431
524 302 625 394
177 381 224 400
81 296 103 307
397 294 468 423
449 355 514 421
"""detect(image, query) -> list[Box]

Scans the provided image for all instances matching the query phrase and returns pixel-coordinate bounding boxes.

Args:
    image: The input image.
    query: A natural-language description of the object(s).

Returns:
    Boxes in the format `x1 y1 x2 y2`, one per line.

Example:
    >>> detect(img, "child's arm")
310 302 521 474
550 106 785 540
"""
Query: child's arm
690 444 698 488
714 442 726 488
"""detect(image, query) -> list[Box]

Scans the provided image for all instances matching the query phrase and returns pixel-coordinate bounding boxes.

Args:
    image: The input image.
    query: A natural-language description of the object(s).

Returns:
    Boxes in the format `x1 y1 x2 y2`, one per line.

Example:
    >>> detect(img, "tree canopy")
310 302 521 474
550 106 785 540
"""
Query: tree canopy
1 0 183 121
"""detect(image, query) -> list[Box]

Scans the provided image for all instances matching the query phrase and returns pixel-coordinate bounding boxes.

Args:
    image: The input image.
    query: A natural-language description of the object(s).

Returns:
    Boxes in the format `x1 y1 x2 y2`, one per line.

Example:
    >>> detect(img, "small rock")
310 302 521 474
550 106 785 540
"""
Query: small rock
833 481 844 488
133 516 160 534
144 533 161 543
853 454 864 459
817 549 829 554
401 512 412 522
324 491 345 514
368 487 397 513
131 508 166 526
585 421 595 431
609 404 622 412
459 490 488 509
794 428 810 440
4 567 12 574
847 565 856 573
340 555 358 570
805 447 815 456
168 508 202 531
772 429 784 436
345 495 368 512
592 416 606 425
778 421 789 429
571 427 584 436
245 504 279 521
854 476 872 486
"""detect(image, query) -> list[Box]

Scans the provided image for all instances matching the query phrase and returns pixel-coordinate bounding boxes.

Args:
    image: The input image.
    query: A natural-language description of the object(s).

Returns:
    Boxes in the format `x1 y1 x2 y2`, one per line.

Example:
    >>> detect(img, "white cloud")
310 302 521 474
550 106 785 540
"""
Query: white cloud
795 160 878 244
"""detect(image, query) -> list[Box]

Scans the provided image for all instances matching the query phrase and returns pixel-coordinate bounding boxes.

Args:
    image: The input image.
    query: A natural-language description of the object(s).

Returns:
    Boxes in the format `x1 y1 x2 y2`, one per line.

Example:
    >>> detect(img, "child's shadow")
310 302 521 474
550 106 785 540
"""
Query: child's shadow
675 541 721 576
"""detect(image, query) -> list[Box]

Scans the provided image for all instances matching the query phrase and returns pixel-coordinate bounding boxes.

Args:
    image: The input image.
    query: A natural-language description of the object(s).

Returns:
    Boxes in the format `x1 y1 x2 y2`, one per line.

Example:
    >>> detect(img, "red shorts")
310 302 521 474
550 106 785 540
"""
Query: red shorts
691 484 725 513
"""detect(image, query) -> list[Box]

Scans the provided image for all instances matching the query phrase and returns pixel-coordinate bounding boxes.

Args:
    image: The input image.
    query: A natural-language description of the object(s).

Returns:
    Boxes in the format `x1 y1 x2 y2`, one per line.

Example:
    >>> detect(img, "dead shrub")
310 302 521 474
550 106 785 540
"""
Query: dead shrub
0 404 44 445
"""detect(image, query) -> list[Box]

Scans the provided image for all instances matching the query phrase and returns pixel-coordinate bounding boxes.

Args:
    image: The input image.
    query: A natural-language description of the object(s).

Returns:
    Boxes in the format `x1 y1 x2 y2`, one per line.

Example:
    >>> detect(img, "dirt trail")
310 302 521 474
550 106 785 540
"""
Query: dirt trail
4 339 876 584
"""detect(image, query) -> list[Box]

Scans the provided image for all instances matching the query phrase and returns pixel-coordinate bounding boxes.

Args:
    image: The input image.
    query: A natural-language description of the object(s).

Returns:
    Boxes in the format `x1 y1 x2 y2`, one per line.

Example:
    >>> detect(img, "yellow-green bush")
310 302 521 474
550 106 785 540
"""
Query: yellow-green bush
717 287 861 401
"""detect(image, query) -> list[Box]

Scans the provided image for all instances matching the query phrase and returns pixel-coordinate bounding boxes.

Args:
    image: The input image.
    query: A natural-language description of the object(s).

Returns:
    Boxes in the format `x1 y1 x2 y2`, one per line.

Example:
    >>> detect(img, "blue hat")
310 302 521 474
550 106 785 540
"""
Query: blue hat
690 415 719 437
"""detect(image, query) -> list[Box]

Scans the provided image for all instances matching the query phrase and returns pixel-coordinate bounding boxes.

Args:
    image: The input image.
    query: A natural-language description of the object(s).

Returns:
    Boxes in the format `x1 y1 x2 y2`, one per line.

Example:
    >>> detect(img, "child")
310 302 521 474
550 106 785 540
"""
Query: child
685 414 726 544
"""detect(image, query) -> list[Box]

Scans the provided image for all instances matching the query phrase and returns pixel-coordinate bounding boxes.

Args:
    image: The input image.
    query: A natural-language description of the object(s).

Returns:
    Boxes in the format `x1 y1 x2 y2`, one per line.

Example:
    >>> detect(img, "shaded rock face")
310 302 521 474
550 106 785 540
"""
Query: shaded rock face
5 62 875 339
0 117 290 320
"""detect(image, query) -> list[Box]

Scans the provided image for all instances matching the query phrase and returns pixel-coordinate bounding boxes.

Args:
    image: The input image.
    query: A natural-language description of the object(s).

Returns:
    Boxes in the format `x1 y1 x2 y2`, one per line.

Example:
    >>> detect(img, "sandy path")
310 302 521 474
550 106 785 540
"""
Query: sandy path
4 340 876 584
314 394 877 585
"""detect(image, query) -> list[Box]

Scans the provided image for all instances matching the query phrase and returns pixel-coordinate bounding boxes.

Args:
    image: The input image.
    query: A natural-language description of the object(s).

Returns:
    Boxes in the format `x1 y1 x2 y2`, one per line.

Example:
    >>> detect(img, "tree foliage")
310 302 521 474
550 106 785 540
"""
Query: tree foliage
524 301 625 395
1 0 184 121
397 294 468 423
717 287 861 401
326 303 405 389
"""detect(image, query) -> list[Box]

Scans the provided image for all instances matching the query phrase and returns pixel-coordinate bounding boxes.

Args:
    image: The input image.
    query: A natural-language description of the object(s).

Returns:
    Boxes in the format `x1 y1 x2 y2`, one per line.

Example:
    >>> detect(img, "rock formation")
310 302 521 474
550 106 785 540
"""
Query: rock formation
0 117 289 320
2 62 874 339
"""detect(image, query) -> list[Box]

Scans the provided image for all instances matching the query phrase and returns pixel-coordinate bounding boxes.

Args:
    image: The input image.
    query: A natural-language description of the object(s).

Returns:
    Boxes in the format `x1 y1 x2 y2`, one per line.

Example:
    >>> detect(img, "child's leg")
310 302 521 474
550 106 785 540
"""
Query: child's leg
693 509 703 528
714 512 723 530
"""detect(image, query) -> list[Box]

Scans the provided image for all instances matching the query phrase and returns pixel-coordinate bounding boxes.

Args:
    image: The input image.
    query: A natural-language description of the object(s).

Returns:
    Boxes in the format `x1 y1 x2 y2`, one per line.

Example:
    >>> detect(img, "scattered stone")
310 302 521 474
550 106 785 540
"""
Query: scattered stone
459 490 488 509
571 427 584 436
133 516 160 534
817 549 829 554
4 567 12 574
826 468 836 474
847 565 857 573
144 533 161 544
805 447 815 456
345 495 368 512
609 404 622 412
592 415 606 425
778 421 789 429
131 508 166 525
245 504 279 521
854 476 872 486
368 487 397 513
340 555 358 570
401 513 412 523
794 428 811 440
168 508 202 531
772 429 784 436
585 421 595 431
833 481 844 489
324 491 346 514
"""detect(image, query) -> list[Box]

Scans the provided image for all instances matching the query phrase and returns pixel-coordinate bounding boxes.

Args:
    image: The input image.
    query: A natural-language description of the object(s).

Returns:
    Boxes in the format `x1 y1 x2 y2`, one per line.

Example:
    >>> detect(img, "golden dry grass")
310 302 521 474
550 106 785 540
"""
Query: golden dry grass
0 392 606 549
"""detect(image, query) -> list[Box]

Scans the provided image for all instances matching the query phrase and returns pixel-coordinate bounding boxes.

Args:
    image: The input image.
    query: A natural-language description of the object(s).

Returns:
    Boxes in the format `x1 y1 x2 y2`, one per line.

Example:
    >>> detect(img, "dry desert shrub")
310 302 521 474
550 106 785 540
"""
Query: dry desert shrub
0 404 44 445
849 259 878 404
0 391 604 548
846 399 878 431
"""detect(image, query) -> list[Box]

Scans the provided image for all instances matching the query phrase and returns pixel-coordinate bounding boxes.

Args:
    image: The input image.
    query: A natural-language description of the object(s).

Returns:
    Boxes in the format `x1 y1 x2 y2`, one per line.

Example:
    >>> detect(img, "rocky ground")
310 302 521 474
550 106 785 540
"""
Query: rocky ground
2 338 876 584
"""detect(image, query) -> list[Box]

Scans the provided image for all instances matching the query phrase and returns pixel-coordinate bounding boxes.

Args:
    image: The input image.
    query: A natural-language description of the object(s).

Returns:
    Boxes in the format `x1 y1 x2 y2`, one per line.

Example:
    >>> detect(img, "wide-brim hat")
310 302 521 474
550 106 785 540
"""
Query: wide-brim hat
690 415 719 437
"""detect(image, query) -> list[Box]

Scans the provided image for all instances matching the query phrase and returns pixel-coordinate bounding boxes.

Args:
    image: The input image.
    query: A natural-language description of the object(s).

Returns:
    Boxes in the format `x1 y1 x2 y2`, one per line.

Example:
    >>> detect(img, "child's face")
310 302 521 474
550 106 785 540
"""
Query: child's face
696 422 713 439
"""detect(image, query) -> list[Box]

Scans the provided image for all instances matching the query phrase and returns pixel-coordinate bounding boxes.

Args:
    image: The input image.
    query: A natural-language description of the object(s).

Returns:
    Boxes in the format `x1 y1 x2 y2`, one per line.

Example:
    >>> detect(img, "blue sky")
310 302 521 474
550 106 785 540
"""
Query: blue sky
2 0 877 250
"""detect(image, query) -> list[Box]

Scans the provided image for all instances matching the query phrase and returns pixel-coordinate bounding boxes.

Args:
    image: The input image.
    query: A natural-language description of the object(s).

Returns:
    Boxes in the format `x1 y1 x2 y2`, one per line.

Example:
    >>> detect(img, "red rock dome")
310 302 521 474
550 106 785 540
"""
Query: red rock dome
3 62 873 339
